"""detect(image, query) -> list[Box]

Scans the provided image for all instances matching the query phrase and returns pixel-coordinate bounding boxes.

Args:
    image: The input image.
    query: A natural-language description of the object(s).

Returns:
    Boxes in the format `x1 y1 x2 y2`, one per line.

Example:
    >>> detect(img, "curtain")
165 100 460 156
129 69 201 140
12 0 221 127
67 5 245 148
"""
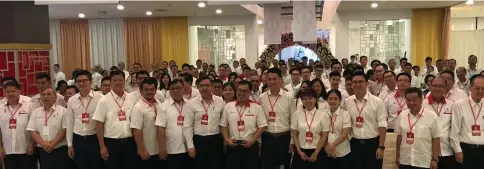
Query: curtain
442 7 451 59
60 20 91 79
49 20 61 75
161 17 189 65
410 8 445 67
124 18 162 69
89 19 125 70
448 30 484 69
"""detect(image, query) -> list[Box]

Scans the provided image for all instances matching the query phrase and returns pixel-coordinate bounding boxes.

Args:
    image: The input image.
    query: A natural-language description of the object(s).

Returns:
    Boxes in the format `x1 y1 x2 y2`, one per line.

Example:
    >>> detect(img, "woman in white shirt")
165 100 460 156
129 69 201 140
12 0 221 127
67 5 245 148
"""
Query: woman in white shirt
324 89 352 169
297 79 328 110
291 89 329 169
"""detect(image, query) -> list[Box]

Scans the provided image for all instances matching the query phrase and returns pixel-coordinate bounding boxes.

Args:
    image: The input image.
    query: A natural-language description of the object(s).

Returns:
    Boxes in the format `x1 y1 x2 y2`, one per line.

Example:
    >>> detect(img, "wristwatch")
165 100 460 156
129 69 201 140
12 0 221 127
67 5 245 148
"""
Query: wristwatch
378 146 385 150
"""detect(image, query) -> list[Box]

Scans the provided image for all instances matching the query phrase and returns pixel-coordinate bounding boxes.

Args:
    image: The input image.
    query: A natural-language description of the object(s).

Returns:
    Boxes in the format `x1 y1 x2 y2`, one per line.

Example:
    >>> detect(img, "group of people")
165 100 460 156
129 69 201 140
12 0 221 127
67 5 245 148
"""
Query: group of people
0 54 483 169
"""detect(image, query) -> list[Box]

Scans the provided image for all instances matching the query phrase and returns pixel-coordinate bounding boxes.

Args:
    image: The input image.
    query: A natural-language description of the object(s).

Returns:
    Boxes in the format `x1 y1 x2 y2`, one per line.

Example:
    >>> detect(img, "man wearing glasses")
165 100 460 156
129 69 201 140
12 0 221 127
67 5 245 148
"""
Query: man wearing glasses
129 70 165 103
384 73 411 133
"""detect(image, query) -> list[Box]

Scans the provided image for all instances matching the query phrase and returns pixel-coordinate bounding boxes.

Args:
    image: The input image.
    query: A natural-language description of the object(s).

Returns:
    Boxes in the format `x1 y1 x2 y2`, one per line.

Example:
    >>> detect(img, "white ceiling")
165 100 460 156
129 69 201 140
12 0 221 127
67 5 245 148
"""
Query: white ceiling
451 1 484 17
48 1 253 19
337 1 461 11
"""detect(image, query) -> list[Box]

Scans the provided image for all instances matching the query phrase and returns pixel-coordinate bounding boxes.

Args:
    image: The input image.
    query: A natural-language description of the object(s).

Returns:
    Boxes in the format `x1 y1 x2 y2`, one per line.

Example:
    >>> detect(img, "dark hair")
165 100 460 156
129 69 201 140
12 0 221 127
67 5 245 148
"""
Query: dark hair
196 59 202 63
54 64 60 67
75 70 93 82
233 60 239 64
197 76 211 87
290 68 300 75
309 78 327 100
140 77 158 90
302 56 308 60
470 75 484 87
1 77 17 85
267 67 283 78
352 71 368 81
374 64 385 70
405 87 423 98
331 62 342 69
396 72 412 82
436 59 444 63
56 80 68 91
360 55 367 60
326 89 343 101
228 72 238 82
440 69 455 80
136 70 150 78
101 77 110 84
36 73 51 81
66 85 79 93
424 74 436 84
383 71 396 77
223 82 237 101
243 66 251 71
182 64 191 70
237 80 253 90
109 66 119 71
370 60 381 66
109 70 125 80
469 55 478 60
405 62 413 67
329 71 341 78
168 79 184 89
159 73 171 91
170 65 178 69
399 58 408 63
425 57 432 62
412 66 420 70
353 65 364 72
3 81 20 90
366 70 374 79
133 63 142 67
211 79 223 86
381 63 388 71
179 73 194 86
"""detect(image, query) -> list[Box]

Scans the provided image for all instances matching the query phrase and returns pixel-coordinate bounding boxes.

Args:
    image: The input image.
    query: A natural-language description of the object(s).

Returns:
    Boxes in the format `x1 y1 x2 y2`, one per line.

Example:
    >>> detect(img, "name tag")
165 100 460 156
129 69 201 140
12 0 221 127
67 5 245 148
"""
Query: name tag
472 125 481 136
42 126 50 136
82 112 89 124
268 112 276 122
406 132 414 144
201 114 208 125
237 120 245 131
9 118 16 129
305 132 313 143
177 116 184 126
118 111 126 121
355 116 364 128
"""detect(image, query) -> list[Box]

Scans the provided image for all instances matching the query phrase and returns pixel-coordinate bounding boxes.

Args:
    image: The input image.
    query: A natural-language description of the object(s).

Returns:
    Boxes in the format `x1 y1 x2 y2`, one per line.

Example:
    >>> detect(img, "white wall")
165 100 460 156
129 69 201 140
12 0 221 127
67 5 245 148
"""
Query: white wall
188 15 258 68
450 17 484 30
332 9 413 60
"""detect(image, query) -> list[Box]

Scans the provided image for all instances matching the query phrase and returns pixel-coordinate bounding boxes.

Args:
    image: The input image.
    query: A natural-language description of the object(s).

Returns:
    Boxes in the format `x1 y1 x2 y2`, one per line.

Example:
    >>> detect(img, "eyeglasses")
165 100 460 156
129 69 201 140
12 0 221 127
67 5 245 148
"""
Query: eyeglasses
76 79 90 84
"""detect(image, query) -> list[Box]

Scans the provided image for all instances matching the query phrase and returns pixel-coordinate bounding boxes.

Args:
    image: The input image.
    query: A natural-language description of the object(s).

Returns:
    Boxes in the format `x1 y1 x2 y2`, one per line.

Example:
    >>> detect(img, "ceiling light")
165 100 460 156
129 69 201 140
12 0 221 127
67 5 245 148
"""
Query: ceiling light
466 0 474 5
216 9 222 14
371 2 378 8
198 2 206 8
78 13 85 18
257 20 263 24
146 11 152 16
117 4 124 10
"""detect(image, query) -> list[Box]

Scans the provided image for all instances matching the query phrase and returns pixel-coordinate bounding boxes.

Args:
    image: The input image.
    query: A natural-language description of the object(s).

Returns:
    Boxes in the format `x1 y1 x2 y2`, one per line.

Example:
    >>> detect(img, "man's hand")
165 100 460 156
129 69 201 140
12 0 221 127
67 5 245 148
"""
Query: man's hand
288 144 294 153
68 147 75 159
241 139 256 148
159 147 167 160
325 144 336 158
100 146 109 161
430 160 438 169
376 148 384 159
41 141 54 153
298 150 309 161
455 152 464 164
0 147 5 159
225 139 237 147
139 149 150 160
395 160 400 168
188 148 196 158
308 151 319 162
26 143 34 155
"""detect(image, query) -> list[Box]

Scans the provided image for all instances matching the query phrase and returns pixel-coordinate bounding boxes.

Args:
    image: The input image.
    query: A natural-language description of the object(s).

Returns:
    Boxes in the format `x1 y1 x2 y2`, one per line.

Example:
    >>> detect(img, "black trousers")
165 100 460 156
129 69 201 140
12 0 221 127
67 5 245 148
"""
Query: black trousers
399 165 429 169
261 132 291 169
439 155 455 169
73 134 101 169
459 143 484 169
164 153 193 169
326 152 352 169
139 155 162 169
104 137 137 169
38 146 71 169
350 137 383 169
226 143 260 169
4 154 37 169
291 148 326 169
193 134 224 169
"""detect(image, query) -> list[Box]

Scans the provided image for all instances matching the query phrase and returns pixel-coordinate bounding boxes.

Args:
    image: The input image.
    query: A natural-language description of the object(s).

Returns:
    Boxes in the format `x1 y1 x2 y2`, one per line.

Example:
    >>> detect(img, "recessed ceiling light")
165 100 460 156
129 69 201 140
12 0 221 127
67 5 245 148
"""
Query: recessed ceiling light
117 4 124 10
257 20 263 24
466 0 474 5
78 13 85 18
371 2 378 8
146 11 152 16
198 2 206 8
216 9 222 14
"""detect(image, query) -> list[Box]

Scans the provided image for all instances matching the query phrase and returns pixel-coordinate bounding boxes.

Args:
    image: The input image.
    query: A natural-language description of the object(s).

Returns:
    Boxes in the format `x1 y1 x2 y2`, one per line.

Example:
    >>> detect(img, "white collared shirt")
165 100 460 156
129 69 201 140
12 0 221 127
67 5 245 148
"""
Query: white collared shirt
92 91 136 139
165 88 200 101
454 79 470 95
220 101 267 140
259 89 296 133
27 105 68 149
183 95 225 149
450 97 484 153
234 67 242 75
66 91 103 147
155 98 192 154
291 108 328 149
395 108 441 168
129 90 166 104
30 93 66 110
0 100 32 154
130 98 162 156
91 72 103 89
250 90 262 104
370 81 387 96
378 87 397 101
283 73 292 86
422 97 454 156
466 67 482 79
0 95 31 106
427 87 468 102
344 92 388 139
420 65 438 76
384 91 408 129
325 108 351 157
285 83 301 98
53 71 66 88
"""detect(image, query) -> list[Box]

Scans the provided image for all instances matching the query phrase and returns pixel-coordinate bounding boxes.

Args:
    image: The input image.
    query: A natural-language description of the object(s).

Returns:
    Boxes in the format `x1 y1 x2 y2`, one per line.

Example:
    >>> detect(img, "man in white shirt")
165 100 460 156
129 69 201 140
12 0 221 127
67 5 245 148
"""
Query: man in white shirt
395 87 440 169
370 64 387 96
53 64 66 88
0 81 36 169
66 70 103 169
343 71 387 169
128 71 165 103
0 77 31 105
379 71 397 101
91 65 103 89
385 73 411 132
30 73 66 110
156 79 194 169
150 62 159 77
118 62 130 81
259 68 296 169
388 59 398 74
130 78 163 169
242 67 251 80
92 70 137 169
428 70 468 102
27 87 69 169
179 73 200 100
183 77 225 169
100 77 111 95
466 55 482 79
169 65 178 80
285 68 301 98
420 57 437 76
220 80 267 169
281 64 291 86
360 56 372 73
249 74 262 104
422 77 456 169
324 62 346 90
450 75 484 169
233 61 242 75
455 67 470 95
327 71 350 100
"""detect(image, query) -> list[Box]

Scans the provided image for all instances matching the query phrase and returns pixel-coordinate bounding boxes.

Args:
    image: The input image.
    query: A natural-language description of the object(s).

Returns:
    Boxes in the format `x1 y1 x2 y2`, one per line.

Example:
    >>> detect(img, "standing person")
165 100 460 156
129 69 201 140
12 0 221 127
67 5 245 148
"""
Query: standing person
53 64 66 88
92 70 137 169
27 87 70 169
384 73 411 132
100 77 111 95
183 77 225 169
467 55 482 79
450 75 484 169
211 79 223 97
259 68 296 169
0 81 36 169
156 79 193 169
118 62 130 80
325 90 352 169
370 64 386 96
378 71 397 101
430 70 468 102
388 59 397 73
128 71 165 103
130 78 163 169
395 87 440 169
220 80 267 169
31 73 66 110
343 71 387 169
169 73 200 100
455 67 470 95
291 89 329 169
249 74 262 104
281 64 291 86
66 70 104 169
359 56 371 73
285 68 301 98
301 66 312 82
420 57 437 76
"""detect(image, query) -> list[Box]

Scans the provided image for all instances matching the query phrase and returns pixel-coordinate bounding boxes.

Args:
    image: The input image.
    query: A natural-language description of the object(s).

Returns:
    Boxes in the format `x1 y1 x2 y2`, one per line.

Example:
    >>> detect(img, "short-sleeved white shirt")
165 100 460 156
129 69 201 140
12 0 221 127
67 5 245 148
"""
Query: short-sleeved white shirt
27 105 68 149
92 91 136 139
130 98 162 155
220 101 267 140
155 98 192 154
0 100 32 154
291 108 328 149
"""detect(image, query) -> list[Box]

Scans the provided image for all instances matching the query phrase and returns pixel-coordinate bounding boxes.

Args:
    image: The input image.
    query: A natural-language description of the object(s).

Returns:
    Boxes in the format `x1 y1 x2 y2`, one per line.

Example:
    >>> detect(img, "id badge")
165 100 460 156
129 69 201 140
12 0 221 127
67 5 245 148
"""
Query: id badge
82 112 89 124
472 125 481 136
118 111 126 121
42 126 50 136
9 118 16 129
201 114 208 125
237 120 245 131
268 112 276 122
305 132 313 143
177 115 184 126
328 133 337 143
355 116 364 128
406 132 414 144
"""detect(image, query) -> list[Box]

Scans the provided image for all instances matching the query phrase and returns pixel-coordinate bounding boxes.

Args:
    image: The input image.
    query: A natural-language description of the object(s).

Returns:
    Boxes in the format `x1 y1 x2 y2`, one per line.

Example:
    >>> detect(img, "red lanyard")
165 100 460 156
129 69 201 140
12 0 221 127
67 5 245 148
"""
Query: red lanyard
304 109 317 130
174 102 184 116
79 91 93 113
407 108 425 132
236 105 247 121
354 99 367 117
44 108 54 126
329 112 337 133
143 98 158 117
8 104 21 119
431 102 445 116
201 100 212 114
268 94 280 112
110 92 126 110
395 96 406 111
468 98 483 125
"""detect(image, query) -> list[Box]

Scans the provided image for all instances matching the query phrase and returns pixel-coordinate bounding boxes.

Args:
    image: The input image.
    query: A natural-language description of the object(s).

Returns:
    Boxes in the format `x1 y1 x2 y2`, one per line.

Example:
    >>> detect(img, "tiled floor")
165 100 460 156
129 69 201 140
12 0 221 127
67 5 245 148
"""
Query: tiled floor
383 133 398 169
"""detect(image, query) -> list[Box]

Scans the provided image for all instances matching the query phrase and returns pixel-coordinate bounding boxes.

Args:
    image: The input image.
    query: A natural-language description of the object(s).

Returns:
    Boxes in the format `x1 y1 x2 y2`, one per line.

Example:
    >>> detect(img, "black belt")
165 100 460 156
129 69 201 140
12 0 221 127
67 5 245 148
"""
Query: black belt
74 133 96 139
461 142 484 148
264 131 291 137
352 137 378 145
105 137 133 143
